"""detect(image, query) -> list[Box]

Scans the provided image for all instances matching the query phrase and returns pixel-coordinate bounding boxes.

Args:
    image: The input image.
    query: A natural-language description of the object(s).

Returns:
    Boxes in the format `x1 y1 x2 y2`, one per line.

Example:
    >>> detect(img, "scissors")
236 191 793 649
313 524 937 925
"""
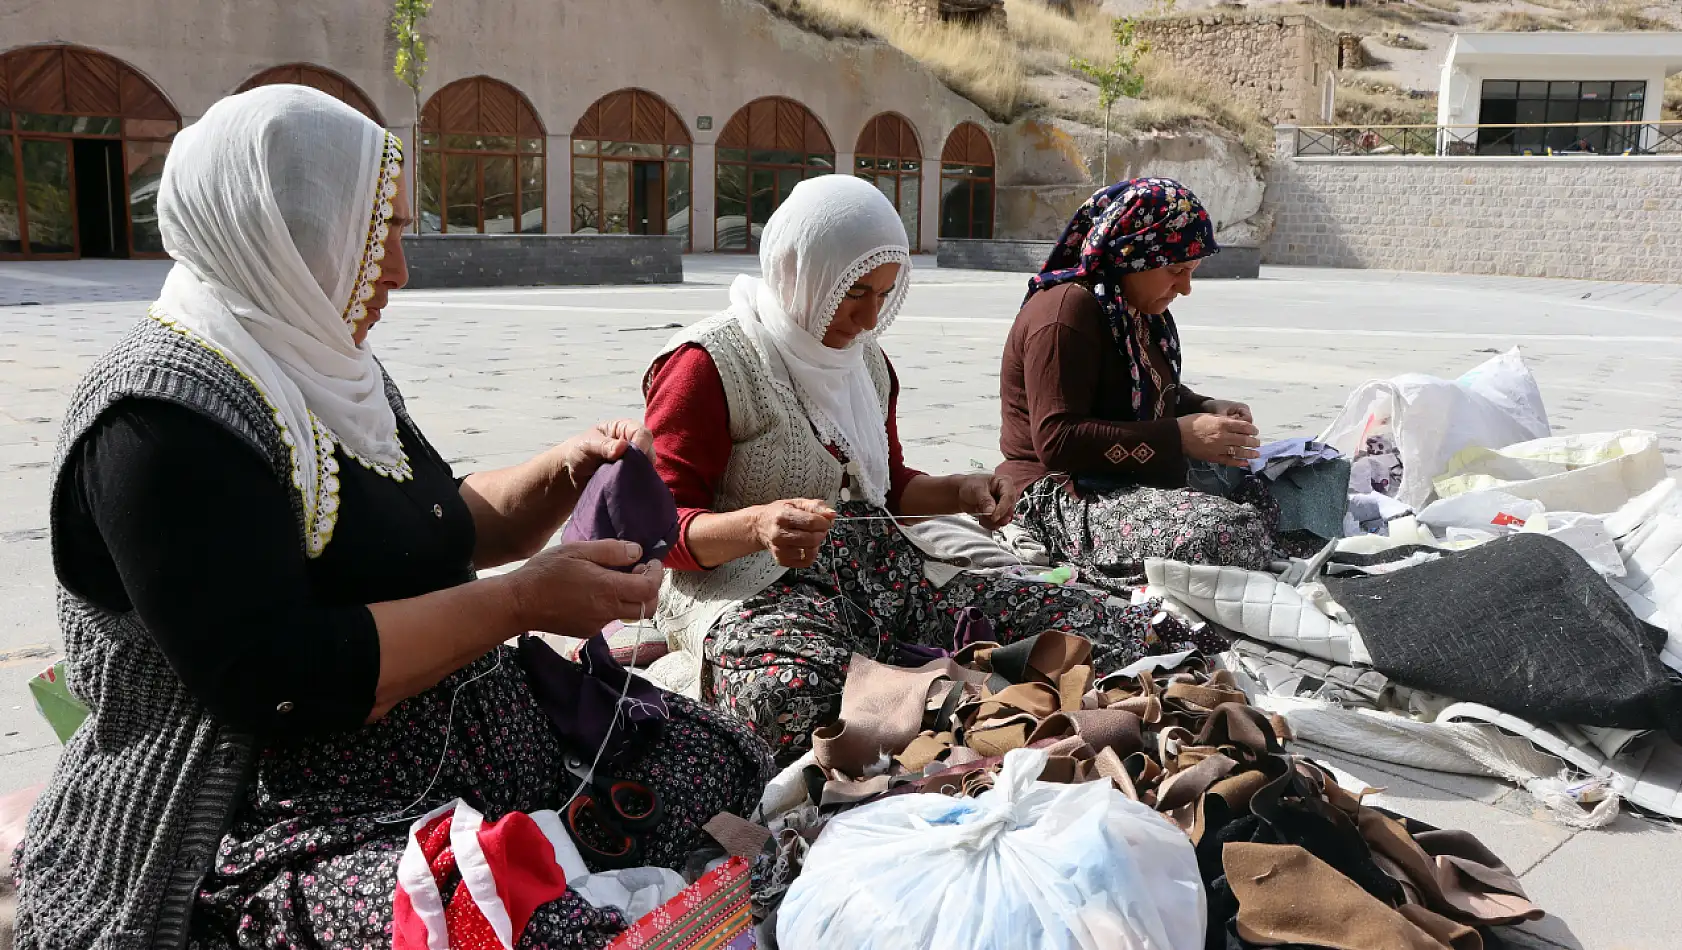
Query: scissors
563 753 664 869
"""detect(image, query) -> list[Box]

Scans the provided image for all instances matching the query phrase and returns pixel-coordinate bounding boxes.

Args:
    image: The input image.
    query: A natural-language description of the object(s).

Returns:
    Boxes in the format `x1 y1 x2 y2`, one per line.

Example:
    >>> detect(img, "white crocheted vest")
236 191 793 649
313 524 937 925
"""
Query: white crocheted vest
650 314 891 658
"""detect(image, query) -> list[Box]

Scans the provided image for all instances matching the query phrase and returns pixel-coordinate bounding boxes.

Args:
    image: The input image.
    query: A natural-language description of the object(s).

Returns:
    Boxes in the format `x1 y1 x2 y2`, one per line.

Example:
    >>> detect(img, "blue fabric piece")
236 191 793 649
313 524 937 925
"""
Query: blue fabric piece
1270 458 1352 541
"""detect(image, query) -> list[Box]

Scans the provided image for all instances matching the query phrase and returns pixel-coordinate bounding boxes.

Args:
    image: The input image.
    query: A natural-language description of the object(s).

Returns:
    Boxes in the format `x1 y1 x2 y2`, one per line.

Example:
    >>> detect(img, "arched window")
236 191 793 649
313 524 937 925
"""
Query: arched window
854 113 923 251
0 44 180 259
715 97 835 251
939 122 995 240
238 64 383 123
418 77 546 234
571 89 692 248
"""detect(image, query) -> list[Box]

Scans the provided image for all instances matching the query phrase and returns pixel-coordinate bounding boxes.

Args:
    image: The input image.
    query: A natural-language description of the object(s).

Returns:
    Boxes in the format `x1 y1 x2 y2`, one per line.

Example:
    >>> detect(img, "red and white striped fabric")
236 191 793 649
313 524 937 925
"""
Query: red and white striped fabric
392 800 590 950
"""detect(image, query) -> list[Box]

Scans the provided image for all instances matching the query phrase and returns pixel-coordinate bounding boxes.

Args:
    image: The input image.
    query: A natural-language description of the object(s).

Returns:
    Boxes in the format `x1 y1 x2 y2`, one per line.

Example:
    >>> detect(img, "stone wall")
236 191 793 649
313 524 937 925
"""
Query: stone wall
1264 129 1682 281
402 235 683 289
1136 13 1339 125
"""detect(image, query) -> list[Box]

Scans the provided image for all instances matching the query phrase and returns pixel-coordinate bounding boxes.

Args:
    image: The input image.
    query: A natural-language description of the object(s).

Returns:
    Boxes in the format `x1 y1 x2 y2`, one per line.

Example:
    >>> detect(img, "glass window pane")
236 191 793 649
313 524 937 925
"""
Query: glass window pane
603 141 663 159
718 148 748 164
667 145 690 160
716 162 747 250
1581 82 1612 102
1615 81 1646 101
419 150 444 234
602 160 630 234
21 138 74 253
1517 100 1547 125
776 168 802 207
808 154 835 171
519 155 544 233
0 112 9 131
0 138 19 253
871 173 895 207
747 149 799 166
902 159 920 174
522 138 544 154
1518 81 1549 100
898 173 919 248
749 168 776 228
1550 81 1580 101
942 163 967 176
665 161 691 247
1483 80 1518 100
572 156 599 233
444 155 479 232
482 156 516 234
124 118 178 139
420 132 439 148
574 139 599 155
17 113 118 135
855 157 875 172
973 181 993 239
124 138 170 254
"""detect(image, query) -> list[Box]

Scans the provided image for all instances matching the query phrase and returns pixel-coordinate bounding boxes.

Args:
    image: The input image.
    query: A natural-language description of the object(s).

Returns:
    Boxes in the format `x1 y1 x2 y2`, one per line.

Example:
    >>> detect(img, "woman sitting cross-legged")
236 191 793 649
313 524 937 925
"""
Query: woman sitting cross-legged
999 177 1311 588
12 85 770 950
643 175 1215 765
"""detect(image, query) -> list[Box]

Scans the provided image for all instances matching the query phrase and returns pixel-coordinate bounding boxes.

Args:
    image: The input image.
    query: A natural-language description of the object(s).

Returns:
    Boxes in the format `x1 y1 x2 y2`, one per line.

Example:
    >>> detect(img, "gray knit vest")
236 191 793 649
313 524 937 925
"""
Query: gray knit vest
13 318 415 950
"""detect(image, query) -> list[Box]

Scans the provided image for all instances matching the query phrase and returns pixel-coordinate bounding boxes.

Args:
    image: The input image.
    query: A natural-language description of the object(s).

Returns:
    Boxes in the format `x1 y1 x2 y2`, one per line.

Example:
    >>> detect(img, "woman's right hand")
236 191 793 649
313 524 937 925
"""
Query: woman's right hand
1178 413 1261 467
752 499 836 569
506 540 664 636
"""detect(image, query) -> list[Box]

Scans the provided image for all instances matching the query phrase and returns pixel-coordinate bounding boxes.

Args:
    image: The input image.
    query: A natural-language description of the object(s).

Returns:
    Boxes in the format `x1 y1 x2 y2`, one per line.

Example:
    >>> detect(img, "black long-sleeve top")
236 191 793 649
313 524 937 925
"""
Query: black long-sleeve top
52 398 477 738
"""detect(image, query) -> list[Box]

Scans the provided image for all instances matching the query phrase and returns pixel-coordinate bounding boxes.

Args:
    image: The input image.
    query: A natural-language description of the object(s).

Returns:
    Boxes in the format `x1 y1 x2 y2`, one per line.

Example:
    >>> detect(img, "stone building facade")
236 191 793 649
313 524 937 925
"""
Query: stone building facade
1263 128 1682 282
1136 13 1340 125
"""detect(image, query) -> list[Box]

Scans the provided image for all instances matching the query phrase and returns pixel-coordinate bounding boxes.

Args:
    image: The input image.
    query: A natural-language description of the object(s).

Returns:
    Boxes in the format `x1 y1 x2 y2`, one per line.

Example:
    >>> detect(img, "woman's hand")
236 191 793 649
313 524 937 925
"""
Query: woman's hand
1179 413 1261 467
507 540 664 636
956 473 1014 531
556 419 656 494
1203 399 1254 424
752 499 836 569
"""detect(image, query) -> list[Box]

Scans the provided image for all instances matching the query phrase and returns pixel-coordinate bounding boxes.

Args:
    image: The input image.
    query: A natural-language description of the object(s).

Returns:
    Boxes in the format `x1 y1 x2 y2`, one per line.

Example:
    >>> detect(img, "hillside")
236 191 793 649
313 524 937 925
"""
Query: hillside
761 0 1681 150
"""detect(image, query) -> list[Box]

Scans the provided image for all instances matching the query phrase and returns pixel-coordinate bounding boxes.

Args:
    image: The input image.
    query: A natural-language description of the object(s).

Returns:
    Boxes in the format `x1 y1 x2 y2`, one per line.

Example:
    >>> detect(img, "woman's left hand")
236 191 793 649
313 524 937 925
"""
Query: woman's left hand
1204 400 1255 424
558 419 655 492
957 473 1014 531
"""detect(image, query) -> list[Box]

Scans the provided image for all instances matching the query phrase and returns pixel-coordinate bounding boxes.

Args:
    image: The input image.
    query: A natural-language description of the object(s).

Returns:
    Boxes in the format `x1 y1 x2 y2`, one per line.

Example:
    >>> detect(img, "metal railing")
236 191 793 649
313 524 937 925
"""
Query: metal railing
1292 120 1682 158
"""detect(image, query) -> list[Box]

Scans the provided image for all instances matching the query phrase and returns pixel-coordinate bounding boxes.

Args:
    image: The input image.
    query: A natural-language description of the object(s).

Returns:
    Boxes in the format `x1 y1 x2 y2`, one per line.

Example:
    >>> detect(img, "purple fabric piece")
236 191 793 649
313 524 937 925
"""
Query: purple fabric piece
953 607 995 652
560 444 678 570
516 634 671 765
894 642 951 667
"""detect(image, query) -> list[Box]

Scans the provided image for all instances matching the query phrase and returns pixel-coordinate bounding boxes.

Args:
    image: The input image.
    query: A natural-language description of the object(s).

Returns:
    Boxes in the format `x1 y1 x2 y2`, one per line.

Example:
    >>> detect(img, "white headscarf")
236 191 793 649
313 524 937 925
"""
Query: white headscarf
153 84 406 556
728 175 912 507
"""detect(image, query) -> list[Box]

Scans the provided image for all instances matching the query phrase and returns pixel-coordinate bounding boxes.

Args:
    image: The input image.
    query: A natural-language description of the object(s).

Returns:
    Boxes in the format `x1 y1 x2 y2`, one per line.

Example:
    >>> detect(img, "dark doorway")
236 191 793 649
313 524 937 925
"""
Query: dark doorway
631 160 665 235
72 139 127 258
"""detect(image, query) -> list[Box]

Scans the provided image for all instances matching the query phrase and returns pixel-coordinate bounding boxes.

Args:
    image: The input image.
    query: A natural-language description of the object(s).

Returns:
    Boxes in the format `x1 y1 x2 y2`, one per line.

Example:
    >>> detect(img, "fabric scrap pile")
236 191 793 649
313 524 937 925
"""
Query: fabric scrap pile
753 630 1544 950
1149 347 1682 826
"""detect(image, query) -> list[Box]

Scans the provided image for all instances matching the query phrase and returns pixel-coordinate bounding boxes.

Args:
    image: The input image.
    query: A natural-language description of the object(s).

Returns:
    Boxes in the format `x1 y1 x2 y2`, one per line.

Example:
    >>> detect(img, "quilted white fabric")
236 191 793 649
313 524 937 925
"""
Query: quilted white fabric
1604 480 1682 674
1144 560 1371 666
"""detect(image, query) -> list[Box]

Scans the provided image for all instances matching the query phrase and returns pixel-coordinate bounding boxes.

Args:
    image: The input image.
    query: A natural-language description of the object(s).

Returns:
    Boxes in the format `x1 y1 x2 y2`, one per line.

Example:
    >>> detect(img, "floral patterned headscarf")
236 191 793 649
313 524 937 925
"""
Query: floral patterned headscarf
1025 177 1218 419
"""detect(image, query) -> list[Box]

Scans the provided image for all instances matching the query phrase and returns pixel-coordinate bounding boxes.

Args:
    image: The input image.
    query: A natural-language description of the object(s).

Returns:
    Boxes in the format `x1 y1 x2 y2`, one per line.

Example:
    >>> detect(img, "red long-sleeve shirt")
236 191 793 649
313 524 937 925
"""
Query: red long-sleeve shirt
644 343 924 571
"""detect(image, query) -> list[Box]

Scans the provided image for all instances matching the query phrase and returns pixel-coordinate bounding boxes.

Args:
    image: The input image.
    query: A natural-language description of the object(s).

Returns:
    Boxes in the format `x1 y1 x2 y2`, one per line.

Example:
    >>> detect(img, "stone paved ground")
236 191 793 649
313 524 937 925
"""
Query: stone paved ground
4 256 1682 948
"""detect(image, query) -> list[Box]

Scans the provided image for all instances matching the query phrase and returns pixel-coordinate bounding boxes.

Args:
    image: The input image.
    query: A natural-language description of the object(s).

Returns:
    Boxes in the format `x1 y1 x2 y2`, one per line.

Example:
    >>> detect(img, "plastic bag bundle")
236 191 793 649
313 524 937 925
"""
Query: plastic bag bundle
776 748 1205 950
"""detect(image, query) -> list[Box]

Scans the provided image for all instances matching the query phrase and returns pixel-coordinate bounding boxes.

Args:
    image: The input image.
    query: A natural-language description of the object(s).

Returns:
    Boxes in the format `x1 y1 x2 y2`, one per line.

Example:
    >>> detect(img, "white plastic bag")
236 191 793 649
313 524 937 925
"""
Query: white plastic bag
777 748 1205 950
1432 429 1665 515
1319 348 1550 510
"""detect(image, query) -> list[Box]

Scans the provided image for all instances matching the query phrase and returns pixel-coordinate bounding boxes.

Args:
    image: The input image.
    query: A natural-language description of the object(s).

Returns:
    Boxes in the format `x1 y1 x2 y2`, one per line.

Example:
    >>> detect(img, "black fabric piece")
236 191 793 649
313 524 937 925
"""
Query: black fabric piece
53 399 475 737
986 632 1046 684
1328 545 1445 569
1327 533 1682 738
1196 757 1404 950
516 634 670 768
1185 460 1246 499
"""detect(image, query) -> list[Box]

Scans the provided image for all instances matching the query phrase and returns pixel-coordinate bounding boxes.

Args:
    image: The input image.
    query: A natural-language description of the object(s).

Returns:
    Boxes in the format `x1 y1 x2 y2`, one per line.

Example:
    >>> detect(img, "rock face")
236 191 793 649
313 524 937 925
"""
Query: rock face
1136 14 1340 126
993 116 1268 245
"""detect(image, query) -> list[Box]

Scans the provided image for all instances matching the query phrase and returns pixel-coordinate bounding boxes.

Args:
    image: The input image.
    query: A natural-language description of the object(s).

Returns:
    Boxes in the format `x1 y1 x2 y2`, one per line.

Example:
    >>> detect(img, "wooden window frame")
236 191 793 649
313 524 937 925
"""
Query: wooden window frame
419 77 547 236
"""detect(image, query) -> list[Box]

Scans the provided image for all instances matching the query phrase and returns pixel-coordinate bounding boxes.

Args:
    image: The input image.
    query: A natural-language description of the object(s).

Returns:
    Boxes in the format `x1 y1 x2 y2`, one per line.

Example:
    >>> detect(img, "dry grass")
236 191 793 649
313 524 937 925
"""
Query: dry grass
1380 30 1430 49
1334 77 1438 126
1003 0 1115 67
1414 0 1462 12
759 0 1028 119
1273 0 1462 32
1118 53 1273 154
1480 9 1570 30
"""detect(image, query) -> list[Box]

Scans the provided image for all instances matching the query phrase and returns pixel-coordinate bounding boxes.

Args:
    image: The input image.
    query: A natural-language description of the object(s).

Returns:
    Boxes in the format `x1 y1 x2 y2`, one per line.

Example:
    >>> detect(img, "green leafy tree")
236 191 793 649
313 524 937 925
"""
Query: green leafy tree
1070 18 1149 184
390 0 432 232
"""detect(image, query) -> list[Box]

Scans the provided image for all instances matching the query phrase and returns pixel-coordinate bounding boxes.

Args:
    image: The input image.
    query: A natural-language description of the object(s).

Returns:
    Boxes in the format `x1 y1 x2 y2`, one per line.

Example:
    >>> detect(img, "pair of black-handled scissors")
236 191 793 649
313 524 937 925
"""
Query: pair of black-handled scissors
563 753 664 869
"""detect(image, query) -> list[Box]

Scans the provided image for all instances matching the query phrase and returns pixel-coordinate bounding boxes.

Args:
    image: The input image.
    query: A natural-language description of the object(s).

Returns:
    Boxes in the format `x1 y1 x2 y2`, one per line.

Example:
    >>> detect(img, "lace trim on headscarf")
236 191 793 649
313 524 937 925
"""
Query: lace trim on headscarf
813 245 913 340
343 133 404 334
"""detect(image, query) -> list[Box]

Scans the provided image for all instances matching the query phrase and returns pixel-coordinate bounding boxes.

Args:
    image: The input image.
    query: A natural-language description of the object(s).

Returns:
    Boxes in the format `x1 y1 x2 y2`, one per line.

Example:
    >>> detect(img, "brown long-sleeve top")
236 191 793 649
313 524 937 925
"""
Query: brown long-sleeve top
997 283 1213 503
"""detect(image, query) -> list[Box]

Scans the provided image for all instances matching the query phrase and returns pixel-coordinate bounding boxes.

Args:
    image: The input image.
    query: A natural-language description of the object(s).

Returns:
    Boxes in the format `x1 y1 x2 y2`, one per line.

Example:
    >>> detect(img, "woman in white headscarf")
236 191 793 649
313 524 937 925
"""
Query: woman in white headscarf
15 85 770 950
644 176 1204 763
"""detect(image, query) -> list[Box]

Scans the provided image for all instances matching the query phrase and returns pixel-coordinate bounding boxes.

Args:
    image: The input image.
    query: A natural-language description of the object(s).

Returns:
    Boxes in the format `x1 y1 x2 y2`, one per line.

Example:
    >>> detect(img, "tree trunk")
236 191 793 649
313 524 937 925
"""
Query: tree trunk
1101 102 1112 184
411 87 422 234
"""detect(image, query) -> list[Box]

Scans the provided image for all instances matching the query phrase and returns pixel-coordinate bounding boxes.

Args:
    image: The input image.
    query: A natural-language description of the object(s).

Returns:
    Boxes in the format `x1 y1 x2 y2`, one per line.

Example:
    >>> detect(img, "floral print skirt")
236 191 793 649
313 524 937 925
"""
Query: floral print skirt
187 646 773 950
703 502 1216 765
1013 475 1318 592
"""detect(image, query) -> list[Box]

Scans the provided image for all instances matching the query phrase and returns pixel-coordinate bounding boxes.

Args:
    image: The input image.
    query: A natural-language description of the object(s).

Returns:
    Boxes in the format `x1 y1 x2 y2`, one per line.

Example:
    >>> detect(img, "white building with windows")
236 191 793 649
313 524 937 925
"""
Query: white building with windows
1437 31 1682 155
